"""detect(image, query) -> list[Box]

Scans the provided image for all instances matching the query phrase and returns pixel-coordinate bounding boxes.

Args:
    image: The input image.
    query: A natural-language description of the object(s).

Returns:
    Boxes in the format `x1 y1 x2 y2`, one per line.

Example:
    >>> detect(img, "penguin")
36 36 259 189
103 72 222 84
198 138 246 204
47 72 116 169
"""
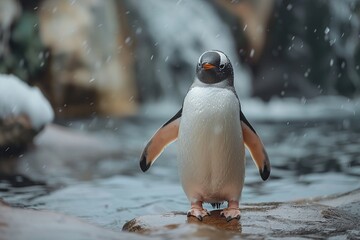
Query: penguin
140 50 270 221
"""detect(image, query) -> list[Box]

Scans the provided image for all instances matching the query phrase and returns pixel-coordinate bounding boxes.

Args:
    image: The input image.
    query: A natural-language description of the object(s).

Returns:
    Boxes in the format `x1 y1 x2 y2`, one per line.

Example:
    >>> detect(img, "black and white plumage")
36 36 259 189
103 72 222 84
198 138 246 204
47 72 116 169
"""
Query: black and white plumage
140 50 270 221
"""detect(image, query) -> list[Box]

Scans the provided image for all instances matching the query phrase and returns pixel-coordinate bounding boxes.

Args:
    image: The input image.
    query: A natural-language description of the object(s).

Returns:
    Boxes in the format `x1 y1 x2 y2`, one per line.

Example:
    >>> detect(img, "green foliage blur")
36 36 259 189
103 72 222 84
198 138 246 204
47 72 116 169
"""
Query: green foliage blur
0 11 47 82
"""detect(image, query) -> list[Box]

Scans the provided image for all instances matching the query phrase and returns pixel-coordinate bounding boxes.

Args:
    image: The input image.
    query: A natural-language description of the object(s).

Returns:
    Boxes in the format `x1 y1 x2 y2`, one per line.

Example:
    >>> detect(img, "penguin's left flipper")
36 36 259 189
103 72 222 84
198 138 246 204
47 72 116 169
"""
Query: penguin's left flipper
240 111 271 181
140 109 182 172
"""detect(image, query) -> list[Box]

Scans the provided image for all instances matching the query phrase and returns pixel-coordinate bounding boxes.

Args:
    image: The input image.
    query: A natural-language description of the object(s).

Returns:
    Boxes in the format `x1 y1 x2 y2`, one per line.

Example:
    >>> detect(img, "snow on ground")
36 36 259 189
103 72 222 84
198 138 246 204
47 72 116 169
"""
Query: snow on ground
0 74 54 129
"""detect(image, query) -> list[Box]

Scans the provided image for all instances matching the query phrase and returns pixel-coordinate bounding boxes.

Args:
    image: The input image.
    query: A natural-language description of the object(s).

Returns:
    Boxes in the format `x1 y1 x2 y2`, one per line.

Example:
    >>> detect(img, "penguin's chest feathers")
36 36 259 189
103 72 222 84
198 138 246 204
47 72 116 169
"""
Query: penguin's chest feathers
180 87 241 148
182 87 240 140
179 87 245 196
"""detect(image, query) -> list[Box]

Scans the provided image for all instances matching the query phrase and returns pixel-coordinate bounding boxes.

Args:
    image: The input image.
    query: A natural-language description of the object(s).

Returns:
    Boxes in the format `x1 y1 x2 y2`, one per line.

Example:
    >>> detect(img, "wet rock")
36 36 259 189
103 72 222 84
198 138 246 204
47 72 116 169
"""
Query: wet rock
123 211 242 233
0 201 144 240
123 189 360 239
0 115 38 155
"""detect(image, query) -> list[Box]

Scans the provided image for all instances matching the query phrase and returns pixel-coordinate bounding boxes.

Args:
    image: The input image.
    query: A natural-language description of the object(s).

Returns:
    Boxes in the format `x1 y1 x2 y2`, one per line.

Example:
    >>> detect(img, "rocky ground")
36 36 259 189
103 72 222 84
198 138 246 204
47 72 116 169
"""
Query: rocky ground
123 189 360 239
1 188 359 240
1 123 360 239
0 200 143 240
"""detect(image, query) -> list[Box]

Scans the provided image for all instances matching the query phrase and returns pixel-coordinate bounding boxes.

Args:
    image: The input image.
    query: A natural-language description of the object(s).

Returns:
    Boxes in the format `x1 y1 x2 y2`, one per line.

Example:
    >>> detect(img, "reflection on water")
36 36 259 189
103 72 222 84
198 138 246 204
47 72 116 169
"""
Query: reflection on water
0 115 360 230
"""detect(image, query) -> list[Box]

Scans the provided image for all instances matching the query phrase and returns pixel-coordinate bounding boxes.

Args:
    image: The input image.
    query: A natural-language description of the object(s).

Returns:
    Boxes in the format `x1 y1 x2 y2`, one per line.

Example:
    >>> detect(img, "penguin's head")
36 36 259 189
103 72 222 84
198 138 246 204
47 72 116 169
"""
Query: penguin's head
196 50 234 85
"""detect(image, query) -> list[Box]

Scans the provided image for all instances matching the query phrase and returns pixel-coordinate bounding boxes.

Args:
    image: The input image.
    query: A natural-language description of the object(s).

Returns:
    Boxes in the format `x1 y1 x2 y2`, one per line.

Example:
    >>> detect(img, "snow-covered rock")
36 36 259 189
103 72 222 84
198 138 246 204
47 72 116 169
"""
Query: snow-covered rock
0 74 53 154
0 74 53 130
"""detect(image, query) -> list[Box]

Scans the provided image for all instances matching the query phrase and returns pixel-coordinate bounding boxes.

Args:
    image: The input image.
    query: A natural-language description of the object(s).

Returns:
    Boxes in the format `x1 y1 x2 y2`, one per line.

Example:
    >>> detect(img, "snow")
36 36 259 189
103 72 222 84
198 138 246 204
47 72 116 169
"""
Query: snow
324 27 330 35
0 74 54 129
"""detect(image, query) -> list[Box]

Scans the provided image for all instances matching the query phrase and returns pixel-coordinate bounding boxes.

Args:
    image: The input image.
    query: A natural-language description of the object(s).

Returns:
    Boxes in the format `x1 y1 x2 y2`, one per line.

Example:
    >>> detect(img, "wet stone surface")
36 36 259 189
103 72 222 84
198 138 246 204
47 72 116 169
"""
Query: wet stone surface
1 190 359 240
1 117 360 239
122 191 360 239
0 201 144 240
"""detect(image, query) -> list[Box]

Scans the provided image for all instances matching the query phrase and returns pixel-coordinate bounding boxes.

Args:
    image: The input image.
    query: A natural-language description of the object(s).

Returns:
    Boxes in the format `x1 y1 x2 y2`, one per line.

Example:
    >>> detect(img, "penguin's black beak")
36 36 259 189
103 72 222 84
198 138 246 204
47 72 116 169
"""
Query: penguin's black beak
202 63 215 70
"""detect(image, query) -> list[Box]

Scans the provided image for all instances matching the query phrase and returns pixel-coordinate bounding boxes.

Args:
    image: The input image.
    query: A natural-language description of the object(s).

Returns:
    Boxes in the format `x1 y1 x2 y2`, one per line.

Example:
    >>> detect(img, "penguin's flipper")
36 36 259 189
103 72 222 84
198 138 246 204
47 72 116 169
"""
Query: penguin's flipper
240 111 271 181
140 109 182 172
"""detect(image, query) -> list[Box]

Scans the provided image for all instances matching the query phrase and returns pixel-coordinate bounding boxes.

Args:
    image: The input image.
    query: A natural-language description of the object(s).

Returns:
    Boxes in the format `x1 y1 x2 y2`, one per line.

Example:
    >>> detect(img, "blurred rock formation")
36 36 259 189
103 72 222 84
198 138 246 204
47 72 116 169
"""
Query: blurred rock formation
38 0 137 117
215 0 275 63
216 0 360 100
123 0 251 102
244 0 359 100
0 0 359 118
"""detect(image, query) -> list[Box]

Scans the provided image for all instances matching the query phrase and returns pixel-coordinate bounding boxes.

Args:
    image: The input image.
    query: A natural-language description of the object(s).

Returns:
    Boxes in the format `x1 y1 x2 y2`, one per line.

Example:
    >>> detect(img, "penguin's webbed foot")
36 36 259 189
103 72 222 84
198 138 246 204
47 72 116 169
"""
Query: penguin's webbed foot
220 207 241 222
187 207 210 221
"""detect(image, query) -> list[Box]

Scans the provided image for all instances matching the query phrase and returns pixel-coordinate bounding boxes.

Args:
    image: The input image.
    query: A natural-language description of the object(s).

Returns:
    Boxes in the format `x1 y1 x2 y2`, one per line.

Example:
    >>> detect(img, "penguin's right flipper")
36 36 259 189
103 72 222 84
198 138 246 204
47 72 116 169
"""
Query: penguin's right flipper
240 111 271 181
140 109 182 172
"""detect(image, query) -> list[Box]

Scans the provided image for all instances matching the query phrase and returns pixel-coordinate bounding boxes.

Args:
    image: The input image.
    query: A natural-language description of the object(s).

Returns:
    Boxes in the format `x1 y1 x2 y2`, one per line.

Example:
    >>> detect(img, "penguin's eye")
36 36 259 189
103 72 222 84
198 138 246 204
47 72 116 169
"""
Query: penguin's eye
219 64 225 70
198 63 201 68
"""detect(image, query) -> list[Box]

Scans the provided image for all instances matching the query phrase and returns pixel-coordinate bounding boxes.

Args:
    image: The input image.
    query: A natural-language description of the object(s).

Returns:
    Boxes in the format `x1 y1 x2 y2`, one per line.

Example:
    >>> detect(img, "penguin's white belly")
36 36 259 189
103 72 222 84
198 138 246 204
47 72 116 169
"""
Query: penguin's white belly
178 86 245 203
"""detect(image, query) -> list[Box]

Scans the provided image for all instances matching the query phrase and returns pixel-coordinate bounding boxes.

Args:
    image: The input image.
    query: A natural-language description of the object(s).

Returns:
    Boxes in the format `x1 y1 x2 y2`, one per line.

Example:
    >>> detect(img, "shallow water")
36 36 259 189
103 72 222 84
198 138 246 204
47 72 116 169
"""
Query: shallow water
0 113 360 233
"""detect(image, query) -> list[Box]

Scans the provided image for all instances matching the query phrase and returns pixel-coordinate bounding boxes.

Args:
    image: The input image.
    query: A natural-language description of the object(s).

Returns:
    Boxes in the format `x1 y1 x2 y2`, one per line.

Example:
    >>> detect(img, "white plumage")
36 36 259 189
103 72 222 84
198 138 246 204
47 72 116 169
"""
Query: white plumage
178 86 245 204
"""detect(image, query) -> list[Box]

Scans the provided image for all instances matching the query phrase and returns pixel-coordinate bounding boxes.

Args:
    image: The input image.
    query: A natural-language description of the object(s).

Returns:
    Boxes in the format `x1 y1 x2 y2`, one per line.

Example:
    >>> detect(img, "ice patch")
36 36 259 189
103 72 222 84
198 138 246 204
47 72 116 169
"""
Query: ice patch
0 74 54 129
